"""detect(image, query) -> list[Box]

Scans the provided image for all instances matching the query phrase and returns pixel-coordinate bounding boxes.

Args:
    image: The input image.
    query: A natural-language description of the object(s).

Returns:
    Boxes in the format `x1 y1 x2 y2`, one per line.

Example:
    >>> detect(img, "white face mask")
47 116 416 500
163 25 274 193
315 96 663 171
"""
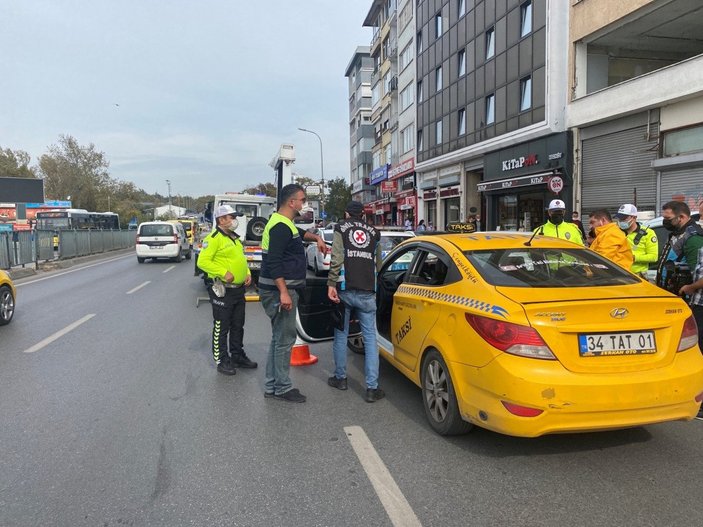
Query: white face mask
227 218 239 232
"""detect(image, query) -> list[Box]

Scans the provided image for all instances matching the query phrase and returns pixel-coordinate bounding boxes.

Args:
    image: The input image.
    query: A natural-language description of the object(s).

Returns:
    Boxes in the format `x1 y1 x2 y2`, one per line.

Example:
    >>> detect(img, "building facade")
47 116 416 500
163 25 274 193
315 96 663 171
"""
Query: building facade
568 0 703 216
345 47 376 206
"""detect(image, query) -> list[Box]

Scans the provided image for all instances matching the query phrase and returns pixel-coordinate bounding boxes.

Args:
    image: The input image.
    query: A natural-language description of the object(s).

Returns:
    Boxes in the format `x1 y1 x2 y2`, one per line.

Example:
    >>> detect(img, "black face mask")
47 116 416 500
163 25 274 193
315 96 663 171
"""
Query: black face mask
550 212 564 225
662 218 678 232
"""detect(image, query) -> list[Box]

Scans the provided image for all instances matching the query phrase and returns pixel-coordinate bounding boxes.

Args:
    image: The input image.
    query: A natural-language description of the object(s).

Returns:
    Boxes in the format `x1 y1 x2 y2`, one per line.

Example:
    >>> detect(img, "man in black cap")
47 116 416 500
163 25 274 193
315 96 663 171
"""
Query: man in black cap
327 200 385 402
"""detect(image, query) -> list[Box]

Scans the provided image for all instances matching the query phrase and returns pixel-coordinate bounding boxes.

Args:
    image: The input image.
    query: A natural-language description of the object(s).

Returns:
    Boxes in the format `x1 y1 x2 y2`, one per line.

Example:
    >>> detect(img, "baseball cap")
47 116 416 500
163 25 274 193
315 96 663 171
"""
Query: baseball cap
346 200 364 215
614 203 638 219
547 199 566 210
214 205 243 219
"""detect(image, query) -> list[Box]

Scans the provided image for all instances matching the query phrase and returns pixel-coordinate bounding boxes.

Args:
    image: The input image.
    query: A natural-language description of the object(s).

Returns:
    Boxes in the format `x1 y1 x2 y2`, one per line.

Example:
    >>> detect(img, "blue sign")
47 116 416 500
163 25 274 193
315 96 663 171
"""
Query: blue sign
0 224 13 233
321 212 327 219
25 201 71 208
370 165 389 186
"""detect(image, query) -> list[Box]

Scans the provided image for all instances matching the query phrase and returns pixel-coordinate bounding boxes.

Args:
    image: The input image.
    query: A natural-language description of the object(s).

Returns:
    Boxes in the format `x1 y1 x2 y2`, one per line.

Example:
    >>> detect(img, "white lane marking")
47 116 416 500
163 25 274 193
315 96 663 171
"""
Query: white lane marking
15 254 133 287
23 314 96 354
163 265 175 273
344 426 422 527
126 281 151 294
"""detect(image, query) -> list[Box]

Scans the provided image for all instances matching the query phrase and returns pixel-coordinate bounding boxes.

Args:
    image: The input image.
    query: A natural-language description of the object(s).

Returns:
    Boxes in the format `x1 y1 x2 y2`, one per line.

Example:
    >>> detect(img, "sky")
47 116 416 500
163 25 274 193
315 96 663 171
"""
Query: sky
0 0 372 198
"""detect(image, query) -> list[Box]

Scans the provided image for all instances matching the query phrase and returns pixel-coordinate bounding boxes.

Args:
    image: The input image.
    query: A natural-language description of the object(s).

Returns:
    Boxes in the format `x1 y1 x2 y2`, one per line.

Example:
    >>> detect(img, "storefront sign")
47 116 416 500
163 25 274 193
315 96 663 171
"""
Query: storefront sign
501 154 539 171
363 204 374 214
423 190 437 200
440 187 460 198
477 172 555 192
380 180 398 193
398 196 416 210
370 165 389 185
548 176 564 193
388 159 415 180
395 189 415 199
352 179 365 193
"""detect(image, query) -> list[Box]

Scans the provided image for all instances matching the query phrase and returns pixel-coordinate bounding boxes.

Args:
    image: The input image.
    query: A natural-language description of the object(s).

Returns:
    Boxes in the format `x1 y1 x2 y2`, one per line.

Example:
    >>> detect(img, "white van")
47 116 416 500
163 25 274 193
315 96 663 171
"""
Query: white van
135 221 191 263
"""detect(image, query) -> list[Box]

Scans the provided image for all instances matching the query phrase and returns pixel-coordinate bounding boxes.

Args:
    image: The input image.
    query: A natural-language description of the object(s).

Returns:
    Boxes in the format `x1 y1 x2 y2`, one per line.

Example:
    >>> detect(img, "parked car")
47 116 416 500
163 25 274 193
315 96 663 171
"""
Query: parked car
0 269 16 325
135 221 191 263
305 228 334 275
300 231 703 437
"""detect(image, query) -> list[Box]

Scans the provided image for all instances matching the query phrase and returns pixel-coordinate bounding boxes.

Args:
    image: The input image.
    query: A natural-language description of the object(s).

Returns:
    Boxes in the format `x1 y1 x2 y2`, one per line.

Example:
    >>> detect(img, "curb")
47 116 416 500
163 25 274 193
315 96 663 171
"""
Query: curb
7 247 134 281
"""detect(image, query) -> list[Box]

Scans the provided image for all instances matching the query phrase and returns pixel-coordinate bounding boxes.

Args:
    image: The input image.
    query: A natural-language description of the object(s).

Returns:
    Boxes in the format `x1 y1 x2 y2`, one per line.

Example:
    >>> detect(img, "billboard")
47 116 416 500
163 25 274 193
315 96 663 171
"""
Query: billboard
0 177 44 202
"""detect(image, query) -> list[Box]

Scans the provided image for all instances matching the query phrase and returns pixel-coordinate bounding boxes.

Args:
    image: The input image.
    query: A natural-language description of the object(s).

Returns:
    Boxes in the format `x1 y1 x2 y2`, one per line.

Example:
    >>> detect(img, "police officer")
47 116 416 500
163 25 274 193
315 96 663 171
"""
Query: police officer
534 199 584 245
258 184 326 402
614 204 658 278
327 200 385 403
198 205 257 375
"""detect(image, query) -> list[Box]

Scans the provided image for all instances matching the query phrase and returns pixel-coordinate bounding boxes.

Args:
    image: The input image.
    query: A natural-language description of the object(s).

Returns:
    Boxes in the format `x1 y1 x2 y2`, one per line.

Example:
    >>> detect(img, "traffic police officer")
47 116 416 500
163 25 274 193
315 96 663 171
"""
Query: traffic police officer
614 203 658 278
534 199 584 245
198 205 257 375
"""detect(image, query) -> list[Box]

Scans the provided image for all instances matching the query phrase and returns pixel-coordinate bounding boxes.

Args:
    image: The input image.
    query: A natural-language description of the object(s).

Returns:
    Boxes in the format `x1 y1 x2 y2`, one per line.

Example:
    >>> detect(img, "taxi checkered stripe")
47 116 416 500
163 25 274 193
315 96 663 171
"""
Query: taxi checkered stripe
397 285 495 313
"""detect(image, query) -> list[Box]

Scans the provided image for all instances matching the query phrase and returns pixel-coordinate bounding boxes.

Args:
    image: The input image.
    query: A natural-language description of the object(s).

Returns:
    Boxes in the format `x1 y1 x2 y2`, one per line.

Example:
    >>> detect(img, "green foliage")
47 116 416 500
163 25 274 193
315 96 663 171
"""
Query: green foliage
325 178 352 222
0 147 37 178
242 182 276 197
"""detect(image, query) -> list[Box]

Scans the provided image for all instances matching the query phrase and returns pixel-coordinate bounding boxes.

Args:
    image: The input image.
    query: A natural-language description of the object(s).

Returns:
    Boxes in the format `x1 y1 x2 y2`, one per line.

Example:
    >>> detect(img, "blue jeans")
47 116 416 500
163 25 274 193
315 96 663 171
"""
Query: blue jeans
260 288 299 395
332 289 379 389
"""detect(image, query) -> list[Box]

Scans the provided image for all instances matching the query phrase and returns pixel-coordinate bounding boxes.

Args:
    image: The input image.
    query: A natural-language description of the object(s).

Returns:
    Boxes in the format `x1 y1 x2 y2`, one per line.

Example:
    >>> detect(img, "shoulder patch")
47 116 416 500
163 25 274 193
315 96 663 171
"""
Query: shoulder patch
202 241 208 248
651 235 657 243
565 232 571 240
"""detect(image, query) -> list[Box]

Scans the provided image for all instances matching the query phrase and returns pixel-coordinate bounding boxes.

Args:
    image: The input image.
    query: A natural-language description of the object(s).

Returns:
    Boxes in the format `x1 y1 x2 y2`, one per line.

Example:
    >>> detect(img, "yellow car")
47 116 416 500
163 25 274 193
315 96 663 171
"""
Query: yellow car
0 269 16 325
375 232 703 437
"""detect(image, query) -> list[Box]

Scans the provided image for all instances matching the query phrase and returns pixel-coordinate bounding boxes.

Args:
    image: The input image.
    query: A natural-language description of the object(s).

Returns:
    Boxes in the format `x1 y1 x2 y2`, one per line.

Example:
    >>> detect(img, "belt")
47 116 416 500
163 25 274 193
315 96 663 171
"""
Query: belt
224 282 245 289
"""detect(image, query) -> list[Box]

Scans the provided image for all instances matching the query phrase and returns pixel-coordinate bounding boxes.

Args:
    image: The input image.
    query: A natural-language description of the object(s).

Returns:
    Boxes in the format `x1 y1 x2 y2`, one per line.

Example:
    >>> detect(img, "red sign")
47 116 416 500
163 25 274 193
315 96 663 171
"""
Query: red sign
388 159 415 180
548 176 564 194
399 196 416 211
380 180 398 193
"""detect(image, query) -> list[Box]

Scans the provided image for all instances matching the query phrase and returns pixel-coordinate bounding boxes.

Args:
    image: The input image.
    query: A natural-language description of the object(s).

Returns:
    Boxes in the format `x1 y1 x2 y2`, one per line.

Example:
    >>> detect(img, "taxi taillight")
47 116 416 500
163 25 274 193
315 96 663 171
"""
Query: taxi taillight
677 315 699 352
465 313 555 360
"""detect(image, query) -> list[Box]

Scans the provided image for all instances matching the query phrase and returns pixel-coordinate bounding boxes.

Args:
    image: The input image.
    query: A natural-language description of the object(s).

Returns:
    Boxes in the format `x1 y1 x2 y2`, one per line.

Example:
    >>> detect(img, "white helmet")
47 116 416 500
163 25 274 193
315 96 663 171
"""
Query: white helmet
548 199 566 210
214 205 241 219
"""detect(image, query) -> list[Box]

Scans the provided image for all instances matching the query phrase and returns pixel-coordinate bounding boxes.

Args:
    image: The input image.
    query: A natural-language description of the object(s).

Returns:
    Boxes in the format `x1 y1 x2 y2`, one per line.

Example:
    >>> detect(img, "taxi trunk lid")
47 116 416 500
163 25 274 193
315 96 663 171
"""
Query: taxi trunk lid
496 286 690 374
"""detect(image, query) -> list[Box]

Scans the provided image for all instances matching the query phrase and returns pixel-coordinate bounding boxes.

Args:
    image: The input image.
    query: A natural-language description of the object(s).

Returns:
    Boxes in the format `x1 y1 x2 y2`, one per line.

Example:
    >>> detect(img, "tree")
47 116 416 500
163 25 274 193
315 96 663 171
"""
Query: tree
38 135 110 210
0 147 37 178
242 182 276 197
325 178 352 222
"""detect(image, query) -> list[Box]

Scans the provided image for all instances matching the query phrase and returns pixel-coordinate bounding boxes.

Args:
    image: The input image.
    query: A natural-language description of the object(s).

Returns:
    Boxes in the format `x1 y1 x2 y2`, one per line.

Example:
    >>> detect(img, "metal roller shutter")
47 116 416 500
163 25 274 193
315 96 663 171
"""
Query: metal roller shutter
659 167 703 207
581 124 659 214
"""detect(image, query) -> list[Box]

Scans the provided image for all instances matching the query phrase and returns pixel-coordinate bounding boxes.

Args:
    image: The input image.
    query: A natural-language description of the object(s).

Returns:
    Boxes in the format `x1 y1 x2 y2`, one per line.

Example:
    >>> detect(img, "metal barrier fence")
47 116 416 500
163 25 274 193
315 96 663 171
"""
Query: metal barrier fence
0 230 135 270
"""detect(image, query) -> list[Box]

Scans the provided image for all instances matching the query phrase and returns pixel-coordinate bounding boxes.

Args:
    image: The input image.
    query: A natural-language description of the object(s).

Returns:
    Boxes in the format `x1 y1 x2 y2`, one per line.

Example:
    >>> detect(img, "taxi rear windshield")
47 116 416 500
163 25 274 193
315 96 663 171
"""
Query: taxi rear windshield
464 248 640 287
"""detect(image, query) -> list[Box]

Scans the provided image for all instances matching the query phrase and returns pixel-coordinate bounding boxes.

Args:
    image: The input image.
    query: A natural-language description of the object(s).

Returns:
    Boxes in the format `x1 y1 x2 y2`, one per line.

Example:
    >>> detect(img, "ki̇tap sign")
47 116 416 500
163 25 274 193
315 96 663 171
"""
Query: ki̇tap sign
501 154 539 171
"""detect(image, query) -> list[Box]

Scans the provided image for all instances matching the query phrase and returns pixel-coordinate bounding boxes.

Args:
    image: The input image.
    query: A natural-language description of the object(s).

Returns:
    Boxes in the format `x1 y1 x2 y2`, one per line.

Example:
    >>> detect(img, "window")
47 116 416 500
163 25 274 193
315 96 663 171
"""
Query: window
520 76 532 111
435 120 443 144
399 41 413 71
458 49 466 76
417 80 423 102
435 14 442 38
372 83 380 106
486 27 495 59
458 109 466 135
399 84 414 112
417 30 423 52
485 94 495 124
401 124 415 153
520 1 532 37
385 143 392 165
435 66 442 91
384 71 392 95
458 0 465 18
417 128 424 151
373 150 382 169
663 124 703 156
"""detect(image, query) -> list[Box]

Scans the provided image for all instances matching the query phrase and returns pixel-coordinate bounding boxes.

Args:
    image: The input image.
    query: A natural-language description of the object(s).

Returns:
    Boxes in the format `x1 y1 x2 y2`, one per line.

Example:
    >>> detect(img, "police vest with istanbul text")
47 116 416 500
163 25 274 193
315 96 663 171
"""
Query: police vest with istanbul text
335 220 380 292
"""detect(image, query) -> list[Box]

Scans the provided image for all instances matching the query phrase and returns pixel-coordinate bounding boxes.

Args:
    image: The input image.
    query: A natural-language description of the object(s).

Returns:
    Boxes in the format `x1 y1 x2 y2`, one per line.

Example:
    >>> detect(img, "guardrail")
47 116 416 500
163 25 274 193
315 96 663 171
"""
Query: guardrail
0 229 135 270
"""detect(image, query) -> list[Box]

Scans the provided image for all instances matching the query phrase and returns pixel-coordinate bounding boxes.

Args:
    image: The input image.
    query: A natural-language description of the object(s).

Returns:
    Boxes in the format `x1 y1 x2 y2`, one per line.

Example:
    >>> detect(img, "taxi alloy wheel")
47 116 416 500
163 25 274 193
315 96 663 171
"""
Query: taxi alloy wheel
347 335 365 355
421 349 472 436
0 285 15 325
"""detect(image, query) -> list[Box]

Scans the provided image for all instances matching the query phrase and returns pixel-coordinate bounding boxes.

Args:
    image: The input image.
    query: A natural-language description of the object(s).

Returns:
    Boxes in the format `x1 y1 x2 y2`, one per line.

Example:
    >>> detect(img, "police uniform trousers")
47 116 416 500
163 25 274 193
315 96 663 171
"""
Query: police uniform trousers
207 285 246 364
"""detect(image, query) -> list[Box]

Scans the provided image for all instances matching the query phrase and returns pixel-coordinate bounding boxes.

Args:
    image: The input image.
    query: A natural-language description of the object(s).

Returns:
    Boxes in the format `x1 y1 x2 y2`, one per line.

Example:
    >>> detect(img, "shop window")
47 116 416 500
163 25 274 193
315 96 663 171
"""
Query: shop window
520 76 532 111
520 1 532 38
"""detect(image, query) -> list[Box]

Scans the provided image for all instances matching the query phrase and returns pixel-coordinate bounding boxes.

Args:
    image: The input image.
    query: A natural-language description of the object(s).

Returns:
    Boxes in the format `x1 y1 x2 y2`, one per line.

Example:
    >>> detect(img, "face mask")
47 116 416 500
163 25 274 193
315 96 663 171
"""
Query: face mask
227 218 239 232
662 218 677 232
618 220 631 231
550 212 564 225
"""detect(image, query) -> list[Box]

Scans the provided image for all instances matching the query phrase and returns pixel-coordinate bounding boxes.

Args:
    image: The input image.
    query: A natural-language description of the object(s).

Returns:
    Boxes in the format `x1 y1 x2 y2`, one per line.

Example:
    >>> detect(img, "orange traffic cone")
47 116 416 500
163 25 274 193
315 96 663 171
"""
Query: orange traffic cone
290 335 318 366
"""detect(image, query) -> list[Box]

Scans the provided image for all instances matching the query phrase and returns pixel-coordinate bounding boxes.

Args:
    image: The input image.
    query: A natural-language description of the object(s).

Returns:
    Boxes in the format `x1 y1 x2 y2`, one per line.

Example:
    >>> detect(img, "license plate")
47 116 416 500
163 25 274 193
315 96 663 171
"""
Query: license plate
151 245 164 249
249 262 261 269
578 331 656 357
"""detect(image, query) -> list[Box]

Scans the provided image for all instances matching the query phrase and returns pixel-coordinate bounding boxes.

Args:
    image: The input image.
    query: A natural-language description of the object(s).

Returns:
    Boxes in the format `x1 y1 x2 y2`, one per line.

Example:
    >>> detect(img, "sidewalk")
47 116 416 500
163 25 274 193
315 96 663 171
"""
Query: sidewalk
7 247 134 281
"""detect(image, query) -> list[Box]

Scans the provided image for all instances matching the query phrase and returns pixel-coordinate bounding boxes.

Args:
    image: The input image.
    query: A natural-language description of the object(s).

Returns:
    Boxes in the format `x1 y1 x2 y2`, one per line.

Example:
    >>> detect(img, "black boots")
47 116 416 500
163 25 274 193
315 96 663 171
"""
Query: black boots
231 353 258 369
216 360 236 375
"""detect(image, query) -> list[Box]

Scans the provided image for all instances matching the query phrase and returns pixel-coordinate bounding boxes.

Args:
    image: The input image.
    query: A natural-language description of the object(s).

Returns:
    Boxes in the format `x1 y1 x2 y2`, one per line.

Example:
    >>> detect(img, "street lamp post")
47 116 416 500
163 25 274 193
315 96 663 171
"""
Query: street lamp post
297 127 325 220
165 179 172 218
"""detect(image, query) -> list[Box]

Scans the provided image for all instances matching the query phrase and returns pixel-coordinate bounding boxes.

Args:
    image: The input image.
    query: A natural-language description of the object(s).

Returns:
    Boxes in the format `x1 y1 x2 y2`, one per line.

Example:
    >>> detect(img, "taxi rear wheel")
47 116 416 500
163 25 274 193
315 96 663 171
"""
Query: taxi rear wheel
421 349 472 436
348 335 365 354
0 285 15 325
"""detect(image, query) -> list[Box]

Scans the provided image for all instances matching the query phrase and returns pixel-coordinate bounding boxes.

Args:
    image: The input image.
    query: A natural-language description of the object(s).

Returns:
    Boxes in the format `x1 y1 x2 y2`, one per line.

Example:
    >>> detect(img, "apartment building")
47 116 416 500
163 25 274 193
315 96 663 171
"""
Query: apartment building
364 0 400 226
345 47 376 206
568 0 703 215
415 0 570 231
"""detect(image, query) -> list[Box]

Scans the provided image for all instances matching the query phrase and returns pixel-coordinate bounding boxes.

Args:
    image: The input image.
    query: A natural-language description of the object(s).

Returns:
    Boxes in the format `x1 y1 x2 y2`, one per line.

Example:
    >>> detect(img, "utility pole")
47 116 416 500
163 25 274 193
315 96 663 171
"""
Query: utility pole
298 128 325 220
165 179 172 218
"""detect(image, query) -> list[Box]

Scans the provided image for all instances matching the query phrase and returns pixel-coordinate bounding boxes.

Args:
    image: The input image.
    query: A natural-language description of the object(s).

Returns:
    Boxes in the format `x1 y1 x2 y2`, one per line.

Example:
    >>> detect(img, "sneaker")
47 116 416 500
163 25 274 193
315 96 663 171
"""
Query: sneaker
274 388 307 403
216 361 236 375
365 388 385 403
231 354 258 369
264 391 275 399
327 376 348 390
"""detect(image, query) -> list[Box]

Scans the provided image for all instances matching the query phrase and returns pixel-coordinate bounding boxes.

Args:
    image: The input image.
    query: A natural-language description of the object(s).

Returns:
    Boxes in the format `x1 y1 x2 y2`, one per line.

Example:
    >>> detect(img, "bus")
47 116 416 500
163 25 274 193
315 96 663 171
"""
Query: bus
35 209 121 248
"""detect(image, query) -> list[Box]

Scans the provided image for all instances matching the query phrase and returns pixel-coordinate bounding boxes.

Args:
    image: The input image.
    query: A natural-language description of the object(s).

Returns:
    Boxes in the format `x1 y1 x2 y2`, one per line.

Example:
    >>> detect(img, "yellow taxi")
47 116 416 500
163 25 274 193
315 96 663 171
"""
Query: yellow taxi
0 269 16 325
376 232 703 437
